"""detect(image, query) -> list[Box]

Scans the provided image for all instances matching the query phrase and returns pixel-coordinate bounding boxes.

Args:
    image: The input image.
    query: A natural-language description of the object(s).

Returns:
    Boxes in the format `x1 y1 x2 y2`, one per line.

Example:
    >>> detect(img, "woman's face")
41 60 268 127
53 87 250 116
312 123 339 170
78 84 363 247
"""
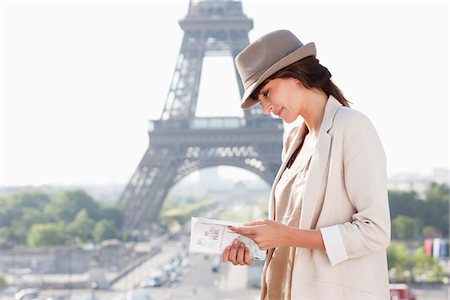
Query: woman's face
257 77 308 123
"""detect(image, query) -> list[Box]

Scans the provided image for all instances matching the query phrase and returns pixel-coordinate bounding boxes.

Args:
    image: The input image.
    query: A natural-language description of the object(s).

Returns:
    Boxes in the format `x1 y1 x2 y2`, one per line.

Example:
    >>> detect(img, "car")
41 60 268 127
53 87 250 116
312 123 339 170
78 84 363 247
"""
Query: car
139 277 163 288
389 284 416 300
139 269 167 288
168 270 182 283
15 288 40 300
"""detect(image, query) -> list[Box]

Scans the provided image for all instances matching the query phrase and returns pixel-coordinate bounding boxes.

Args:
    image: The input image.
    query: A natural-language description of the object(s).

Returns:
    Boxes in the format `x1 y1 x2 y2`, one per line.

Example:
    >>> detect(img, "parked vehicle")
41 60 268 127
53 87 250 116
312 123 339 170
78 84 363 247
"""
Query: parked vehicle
15 288 40 300
389 284 416 300
139 276 164 288
139 269 166 288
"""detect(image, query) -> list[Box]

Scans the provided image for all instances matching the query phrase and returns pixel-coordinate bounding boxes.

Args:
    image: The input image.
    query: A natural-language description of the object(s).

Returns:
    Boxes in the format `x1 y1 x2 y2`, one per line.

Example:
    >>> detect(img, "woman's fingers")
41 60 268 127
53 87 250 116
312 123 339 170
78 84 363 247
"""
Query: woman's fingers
222 246 231 263
229 225 257 237
228 239 240 265
236 243 246 265
222 238 253 266
244 219 267 226
244 246 254 264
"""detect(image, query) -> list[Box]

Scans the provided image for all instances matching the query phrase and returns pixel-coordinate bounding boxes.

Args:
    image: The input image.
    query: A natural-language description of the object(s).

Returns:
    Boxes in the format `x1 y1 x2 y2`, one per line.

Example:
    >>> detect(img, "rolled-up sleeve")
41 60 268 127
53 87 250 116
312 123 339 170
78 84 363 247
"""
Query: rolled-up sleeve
334 113 391 260
320 225 349 266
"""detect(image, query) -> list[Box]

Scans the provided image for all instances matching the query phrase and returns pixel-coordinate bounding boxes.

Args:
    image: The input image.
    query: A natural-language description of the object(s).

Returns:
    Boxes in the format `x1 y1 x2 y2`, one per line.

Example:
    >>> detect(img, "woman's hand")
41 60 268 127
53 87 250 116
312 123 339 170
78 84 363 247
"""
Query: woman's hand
222 238 254 266
229 219 292 250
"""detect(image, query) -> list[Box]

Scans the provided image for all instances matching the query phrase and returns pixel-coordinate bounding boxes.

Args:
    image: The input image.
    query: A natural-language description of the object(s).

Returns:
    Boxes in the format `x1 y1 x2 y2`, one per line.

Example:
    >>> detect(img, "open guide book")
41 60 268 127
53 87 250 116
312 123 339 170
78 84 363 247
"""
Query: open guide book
189 217 266 260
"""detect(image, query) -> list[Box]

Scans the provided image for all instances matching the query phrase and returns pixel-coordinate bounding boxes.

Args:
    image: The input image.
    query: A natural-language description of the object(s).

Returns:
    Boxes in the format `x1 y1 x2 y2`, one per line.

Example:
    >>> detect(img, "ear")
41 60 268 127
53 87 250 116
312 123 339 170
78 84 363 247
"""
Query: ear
293 78 313 91
292 78 304 87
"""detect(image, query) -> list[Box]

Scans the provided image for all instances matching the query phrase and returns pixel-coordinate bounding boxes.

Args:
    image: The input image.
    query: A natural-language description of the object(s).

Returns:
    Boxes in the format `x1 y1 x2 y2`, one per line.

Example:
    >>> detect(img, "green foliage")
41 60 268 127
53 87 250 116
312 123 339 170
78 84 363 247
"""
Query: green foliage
220 205 253 223
422 225 440 238
389 182 449 239
0 189 124 247
67 209 95 241
426 182 450 202
388 242 445 282
387 242 412 273
161 198 217 225
0 191 51 227
0 227 8 247
411 247 446 282
27 223 66 247
422 183 449 236
392 215 423 240
98 206 123 229
45 190 100 223
161 195 179 211
389 190 422 218
0 272 7 289
93 219 117 242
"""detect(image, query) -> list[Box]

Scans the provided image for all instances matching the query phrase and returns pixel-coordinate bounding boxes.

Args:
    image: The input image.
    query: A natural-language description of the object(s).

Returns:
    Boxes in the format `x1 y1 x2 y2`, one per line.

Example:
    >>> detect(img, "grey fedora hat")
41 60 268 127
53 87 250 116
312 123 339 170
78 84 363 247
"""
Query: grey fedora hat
235 30 316 109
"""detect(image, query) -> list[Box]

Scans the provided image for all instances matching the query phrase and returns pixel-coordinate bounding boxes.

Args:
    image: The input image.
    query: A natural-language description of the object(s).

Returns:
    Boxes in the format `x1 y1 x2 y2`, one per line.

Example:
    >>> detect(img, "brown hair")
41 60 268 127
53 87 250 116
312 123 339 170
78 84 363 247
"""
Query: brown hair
250 56 351 107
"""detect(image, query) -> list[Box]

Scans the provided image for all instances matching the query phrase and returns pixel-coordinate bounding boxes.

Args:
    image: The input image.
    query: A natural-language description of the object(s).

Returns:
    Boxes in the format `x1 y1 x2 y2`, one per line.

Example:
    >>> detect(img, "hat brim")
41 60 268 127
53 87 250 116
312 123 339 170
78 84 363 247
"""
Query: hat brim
240 42 316 109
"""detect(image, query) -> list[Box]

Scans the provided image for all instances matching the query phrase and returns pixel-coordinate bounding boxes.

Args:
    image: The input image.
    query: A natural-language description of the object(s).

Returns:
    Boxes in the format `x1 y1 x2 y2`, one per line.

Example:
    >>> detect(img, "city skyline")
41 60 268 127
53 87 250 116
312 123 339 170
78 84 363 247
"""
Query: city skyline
1 1 448 187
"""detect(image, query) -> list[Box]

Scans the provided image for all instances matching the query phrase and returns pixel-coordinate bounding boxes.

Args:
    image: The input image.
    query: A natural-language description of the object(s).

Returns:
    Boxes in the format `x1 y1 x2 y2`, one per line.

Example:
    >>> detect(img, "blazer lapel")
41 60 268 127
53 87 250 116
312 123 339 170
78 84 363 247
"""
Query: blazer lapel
299 96 342 230
268 123 308 220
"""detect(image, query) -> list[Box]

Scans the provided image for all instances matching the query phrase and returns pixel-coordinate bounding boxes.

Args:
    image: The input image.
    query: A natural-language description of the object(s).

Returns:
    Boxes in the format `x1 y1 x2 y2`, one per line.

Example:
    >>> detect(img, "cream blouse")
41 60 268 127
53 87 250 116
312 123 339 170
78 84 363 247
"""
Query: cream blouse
262 136 316 300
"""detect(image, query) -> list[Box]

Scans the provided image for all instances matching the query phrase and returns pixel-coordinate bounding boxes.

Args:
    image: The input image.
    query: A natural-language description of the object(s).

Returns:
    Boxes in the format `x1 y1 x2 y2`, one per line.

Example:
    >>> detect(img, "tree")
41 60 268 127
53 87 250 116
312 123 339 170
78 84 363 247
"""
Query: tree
0 191 51 227
387 242 410 271
392 215 423 240
93 219 116 242
21 207 48 228
0 189 126 246
389 183 450 239
0 272 7 289
425 182 450 202
67 209 95 242
412 247 446 282
0 227 8 248
98 206 123 229
388 190 423 219
422 225 440 238
44 190 100 223
27 223 65 247
423 183 449 236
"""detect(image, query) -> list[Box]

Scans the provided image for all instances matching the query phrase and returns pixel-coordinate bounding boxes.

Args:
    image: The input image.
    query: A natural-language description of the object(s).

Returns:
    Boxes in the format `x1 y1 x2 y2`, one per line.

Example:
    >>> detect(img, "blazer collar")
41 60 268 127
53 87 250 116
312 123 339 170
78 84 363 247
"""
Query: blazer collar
300 96 342 229
321 95 343 133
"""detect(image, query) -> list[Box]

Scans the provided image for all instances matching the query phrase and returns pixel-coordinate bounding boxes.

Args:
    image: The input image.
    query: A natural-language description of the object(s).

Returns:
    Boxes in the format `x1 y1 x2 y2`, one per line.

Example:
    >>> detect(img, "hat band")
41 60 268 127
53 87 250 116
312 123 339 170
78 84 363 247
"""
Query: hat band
244 77 258 90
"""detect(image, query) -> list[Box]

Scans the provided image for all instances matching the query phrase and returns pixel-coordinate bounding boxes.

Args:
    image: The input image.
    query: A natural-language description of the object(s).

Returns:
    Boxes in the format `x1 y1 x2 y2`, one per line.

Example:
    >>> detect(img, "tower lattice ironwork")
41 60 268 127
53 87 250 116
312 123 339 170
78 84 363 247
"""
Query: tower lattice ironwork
118 0 284 231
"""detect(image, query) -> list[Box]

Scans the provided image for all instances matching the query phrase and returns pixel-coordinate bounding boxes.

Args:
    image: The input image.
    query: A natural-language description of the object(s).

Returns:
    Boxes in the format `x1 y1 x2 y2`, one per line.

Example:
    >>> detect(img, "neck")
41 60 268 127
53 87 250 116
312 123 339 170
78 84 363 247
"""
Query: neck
302 89 328 137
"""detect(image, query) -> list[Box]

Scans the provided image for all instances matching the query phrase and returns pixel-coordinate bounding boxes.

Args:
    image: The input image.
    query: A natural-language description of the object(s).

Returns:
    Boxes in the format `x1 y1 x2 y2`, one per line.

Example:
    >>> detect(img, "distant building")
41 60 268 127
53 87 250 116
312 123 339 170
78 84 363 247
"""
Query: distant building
388 167 449 196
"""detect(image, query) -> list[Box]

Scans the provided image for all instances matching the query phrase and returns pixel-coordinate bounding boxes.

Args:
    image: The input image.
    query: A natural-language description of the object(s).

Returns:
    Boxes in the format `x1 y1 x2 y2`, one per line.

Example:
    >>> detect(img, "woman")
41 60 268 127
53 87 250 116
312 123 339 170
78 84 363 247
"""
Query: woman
222 30 391 299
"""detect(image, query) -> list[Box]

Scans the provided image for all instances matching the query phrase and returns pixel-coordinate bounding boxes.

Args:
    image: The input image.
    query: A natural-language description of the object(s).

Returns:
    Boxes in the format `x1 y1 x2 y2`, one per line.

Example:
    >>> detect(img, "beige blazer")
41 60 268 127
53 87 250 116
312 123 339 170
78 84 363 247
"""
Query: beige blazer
263 96 391 299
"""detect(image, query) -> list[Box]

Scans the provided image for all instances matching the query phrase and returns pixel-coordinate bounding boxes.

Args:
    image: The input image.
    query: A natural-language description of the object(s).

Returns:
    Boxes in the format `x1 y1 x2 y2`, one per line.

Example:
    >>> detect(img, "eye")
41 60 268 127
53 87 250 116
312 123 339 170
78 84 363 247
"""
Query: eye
262 89 270 98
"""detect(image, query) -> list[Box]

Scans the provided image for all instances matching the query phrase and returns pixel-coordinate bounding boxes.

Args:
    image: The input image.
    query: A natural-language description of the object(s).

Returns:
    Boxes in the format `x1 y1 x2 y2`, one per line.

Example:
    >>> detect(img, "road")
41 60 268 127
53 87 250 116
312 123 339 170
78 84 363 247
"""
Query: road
4 239 260 300
2 236 447 300
143 253 260 300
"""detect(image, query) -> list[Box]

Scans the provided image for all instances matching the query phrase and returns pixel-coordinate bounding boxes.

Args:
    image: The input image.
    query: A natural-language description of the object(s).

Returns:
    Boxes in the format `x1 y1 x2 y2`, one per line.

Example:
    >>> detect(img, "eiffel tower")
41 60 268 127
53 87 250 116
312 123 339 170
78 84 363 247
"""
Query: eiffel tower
118 0 283 231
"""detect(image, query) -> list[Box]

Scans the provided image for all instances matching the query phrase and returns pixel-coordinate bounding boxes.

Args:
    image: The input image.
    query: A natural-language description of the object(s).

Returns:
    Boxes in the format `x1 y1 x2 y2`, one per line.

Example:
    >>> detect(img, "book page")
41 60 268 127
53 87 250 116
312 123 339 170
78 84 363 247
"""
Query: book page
189 217 266 260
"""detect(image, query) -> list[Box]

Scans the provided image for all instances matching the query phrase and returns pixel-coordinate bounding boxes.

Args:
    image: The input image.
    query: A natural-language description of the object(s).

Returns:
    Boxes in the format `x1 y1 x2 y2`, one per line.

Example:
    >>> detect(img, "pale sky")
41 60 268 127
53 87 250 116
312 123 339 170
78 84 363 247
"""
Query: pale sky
1 0 449 187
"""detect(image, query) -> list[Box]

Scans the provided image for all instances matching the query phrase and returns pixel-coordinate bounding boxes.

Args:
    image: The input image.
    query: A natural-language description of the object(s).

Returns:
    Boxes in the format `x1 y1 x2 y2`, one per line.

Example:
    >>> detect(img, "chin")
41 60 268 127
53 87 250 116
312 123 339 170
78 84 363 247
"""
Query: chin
283 116 295 124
